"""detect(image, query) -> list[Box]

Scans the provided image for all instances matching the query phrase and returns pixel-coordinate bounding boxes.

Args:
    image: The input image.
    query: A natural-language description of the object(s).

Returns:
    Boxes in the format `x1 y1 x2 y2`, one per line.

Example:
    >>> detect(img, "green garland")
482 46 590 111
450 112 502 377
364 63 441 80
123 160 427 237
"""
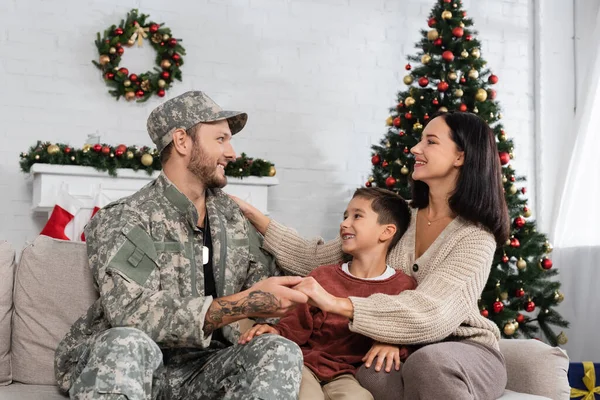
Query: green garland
19 142 276 178
92 9 185 102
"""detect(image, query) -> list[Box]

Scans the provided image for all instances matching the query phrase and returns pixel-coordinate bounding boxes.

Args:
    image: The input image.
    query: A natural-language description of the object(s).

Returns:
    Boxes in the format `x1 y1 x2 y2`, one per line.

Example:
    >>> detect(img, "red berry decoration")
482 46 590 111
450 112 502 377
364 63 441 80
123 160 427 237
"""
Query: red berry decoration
493 301 504 313
161 71 170 80
540 258 553 270
172 53 181 62
480 309 489 318
117 47 125 55
459 103 467 112
404 112 413 120
118 67 129 76
365 181 372 187
105 72 115 80
516 288 525 298
525 300 536 312
499 151 510 165
371 155 381 165
434 38 443 46
418 77 429 87
444 0 451 3
93 144 102 152
114 27 124 36
510 237 521 248
135 90 145 98
432 98 439 105
452 27 464 38
465 34 472 41
521 187 527 194
399 131 405 137
101 146 111 155
64 147 71 154
502 254 509 263
460 76 467 84
393 117 401 127
514 216 526 229
382 161 389 168
385 176 397 188
129 74 138 82
149 24 159 33
442 51 454 62
405 63 412 70
397 102 404 109
168 38 177 47
516 314 525 323
428 17 437 27
157 89 165 97
488 89 497 99
489 74 499 84
115 149 124 157
437 81 449 92
403 147 409 154
423 113 430 121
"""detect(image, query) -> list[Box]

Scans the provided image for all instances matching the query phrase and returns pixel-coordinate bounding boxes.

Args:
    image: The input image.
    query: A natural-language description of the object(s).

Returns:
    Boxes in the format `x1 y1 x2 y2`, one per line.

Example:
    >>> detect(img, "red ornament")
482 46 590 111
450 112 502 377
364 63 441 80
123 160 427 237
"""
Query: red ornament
432 98 439 105
510 237 520 248
514 216 526 229
160 42 165 46
93 144 102 152
385 176 397 188
525 300 536 312
403 147 409 154
64 147 71 154
502 254 509 263
437 81 449 92
149 24 159 33
433 38 443 46
135 90 145 98
172 53 181 62
423 113 430 121
499 151 510 165
118 67 129 76
463 11 467 17
105 72 115 80
405 64 411 70
523 206 530 214
443 0 451 3
114 27 124 36
393 117 401 127
418 77 429 87
115 149 124 157
493 301 504 313
521 187 527 194
460 76 466 84
382 161 389 168
459 103 467 112
428 17 437 27
157 89 166 97
168 38 177 47
101 146 111 155
365 181 372 187
488 89 497 99
129 74 138 82
104 39 110 44
541 258 553 270
404 112 413 120
399 131 405 137
465 34 472 41
452 27 464 38
510 176 516 183
442 51 454 62
116 144 127 154
489 74 499 84
516 314 525 323
117 47 124 55
371 155 381 165
480 309 489 318
161 71 171 80
397 102 404 109
516 288 525 298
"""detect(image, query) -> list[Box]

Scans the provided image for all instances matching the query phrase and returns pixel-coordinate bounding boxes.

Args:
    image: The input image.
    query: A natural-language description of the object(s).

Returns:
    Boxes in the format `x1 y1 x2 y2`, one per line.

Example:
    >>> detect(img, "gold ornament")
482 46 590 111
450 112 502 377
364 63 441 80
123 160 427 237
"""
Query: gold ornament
454 89 464 97
447 71 458 81
141 80 151 91
162 33 170 41
513 321 519 330
557 331 568 345
268 166 277 177
403 75 414 85
427 29 439 41
151 33 162 44
386 116 393 126
500 292 508 301
386 140 391 148
544 240 553 253
82 144 92 151
509 152 514 159
421 54 431 64
125 91 136 101
475 88 488 102
413 121 423 130
99 55 110 65
556 291 564 303
505 239 511 246
401 165 409 175
394 159 402 165
109 47 116 54
459 21 465 27
157 79 167 88
368 176 375 182
498 113 504 119
47 144 60 155
502 175 508 184
524 208 532 218
160 59 172 69
438 106 448 112
405 96 416 106
123 80 131 87
141 153 154 167
517 257 527 269
471 48 481 59
509 184 518 195
473 107 479 113
503 322 516 336
126 150 134 159
468 69 479 79
461 50 469 58
441 10 452 19
499 133 507 141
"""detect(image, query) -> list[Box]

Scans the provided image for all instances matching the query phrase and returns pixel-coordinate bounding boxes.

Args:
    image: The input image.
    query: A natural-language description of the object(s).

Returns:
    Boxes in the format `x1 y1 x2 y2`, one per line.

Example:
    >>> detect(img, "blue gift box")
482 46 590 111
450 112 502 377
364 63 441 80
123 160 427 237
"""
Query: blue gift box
568 362 600 399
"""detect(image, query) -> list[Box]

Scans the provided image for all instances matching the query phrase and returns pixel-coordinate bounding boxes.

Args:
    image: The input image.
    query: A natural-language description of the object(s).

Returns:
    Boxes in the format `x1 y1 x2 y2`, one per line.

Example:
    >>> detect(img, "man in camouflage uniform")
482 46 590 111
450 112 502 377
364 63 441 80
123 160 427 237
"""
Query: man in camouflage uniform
54 91 306 400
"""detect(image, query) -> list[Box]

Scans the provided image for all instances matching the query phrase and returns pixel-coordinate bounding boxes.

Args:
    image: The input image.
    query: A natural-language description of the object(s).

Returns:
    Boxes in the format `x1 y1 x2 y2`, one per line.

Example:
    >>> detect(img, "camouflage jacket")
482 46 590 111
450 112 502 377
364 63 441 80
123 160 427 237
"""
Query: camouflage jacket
54 173 280 392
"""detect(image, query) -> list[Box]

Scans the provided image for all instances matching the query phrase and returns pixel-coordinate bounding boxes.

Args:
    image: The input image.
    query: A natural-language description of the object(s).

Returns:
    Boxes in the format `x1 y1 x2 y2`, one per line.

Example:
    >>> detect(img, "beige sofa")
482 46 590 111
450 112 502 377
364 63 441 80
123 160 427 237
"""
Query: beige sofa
0 237 571 400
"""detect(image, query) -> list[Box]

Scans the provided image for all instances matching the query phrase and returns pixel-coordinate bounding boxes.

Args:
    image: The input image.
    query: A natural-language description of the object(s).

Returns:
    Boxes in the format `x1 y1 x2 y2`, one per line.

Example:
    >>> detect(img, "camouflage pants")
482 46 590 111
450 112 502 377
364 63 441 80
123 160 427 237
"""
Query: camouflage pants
70 328 303 400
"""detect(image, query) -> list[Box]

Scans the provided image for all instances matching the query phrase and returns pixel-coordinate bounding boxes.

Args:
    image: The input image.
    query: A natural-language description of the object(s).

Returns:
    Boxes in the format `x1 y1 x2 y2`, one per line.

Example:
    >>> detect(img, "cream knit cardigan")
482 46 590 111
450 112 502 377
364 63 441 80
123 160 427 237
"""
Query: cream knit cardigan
263 208 501 350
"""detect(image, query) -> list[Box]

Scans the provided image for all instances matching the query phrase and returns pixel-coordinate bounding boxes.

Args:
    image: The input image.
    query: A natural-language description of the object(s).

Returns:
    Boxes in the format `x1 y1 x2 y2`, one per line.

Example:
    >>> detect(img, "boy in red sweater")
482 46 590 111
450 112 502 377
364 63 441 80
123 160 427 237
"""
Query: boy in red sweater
239 188 416 400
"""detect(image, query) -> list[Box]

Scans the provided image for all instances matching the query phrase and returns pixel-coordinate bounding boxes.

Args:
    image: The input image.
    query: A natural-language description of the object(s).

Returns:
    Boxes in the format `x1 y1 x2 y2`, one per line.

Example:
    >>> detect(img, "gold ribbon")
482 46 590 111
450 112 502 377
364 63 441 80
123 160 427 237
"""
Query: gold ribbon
129 24 149 47
571 362 600 400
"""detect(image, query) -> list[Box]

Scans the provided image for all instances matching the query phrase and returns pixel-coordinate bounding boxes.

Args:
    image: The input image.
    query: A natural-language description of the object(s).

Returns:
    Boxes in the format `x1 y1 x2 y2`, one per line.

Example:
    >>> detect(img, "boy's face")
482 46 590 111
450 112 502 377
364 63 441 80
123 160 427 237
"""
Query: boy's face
340 196 392 256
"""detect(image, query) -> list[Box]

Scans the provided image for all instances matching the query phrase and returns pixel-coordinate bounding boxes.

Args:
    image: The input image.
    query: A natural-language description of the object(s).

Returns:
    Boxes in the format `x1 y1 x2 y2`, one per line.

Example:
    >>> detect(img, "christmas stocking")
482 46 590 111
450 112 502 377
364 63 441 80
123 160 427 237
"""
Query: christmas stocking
40 189 82 241
81 190 111 241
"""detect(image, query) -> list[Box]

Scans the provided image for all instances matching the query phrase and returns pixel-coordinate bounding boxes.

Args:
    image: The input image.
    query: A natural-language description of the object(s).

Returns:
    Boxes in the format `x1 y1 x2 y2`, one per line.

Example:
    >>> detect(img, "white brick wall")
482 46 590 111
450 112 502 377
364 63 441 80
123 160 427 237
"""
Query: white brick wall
0 0 536 250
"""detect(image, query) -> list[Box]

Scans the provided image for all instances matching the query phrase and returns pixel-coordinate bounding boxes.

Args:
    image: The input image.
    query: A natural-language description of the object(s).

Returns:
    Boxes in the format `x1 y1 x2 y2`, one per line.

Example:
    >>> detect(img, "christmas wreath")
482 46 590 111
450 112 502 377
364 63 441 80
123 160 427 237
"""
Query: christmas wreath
20 142 276 178
93 9 186 102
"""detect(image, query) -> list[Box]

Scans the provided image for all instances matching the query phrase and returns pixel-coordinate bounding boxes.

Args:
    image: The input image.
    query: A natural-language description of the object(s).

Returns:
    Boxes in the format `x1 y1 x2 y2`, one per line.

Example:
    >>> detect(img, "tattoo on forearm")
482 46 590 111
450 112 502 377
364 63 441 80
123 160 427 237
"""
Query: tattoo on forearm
203 291 281 335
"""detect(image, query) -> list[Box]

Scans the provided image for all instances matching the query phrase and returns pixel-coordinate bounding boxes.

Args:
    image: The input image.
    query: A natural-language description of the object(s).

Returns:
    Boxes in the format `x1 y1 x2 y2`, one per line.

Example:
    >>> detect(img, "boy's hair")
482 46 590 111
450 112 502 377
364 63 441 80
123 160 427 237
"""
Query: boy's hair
352 187 411 252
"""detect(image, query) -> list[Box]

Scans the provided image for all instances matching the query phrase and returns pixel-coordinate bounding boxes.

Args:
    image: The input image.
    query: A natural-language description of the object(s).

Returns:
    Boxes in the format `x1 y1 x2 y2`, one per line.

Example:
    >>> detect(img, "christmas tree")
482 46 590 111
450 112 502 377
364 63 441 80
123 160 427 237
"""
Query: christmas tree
368 0 569 346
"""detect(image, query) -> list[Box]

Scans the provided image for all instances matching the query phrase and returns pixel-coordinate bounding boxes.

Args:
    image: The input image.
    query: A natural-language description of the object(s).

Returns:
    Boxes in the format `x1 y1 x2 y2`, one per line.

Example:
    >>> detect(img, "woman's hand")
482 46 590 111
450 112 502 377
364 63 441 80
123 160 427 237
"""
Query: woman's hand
362 342 402 372
229 195 271 235
292 277 354 318
238 323 280 345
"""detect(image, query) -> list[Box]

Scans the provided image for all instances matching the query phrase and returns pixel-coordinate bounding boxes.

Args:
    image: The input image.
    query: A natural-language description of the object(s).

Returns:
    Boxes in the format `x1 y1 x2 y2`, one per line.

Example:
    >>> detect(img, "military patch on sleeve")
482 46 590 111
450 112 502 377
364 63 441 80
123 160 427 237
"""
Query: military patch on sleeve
106 223 158 286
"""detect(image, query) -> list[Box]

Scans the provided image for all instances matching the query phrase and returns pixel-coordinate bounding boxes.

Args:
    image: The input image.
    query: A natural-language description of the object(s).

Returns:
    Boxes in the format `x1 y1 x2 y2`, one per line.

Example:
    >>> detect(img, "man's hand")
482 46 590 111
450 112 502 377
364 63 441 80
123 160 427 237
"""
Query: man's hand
238 323 280 345
203 276 308 336
362 342 402 372
292 276 338 312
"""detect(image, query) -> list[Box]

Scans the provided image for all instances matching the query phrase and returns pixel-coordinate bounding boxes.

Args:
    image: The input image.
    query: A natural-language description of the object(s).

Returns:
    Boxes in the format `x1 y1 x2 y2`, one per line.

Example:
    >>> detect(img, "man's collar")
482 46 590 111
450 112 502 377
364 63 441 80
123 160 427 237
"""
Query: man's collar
157 172 200 229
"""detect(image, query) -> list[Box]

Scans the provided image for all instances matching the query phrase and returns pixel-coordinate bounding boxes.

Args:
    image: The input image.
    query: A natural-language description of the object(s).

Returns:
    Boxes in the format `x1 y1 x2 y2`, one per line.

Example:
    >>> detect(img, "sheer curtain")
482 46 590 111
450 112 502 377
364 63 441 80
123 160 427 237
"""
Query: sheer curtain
550 8 600 362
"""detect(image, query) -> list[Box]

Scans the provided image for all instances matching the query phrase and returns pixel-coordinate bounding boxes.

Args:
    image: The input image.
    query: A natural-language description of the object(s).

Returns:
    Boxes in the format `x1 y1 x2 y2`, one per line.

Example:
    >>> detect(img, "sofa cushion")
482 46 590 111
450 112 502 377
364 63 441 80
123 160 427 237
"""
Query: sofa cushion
499 339 569 400
11 236 97 385
0 383 67 400
497 389 550 399
0 242 16 386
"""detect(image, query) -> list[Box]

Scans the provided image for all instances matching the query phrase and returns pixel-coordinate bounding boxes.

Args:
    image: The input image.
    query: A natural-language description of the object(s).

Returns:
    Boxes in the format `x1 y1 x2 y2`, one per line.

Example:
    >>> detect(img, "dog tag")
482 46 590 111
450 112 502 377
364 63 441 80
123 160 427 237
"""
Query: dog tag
202 246 210 265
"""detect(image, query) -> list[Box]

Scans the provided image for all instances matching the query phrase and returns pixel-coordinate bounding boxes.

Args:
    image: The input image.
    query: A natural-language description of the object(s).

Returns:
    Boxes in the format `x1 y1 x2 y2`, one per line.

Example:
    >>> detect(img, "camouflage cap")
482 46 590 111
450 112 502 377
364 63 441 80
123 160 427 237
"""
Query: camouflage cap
147 91 248 153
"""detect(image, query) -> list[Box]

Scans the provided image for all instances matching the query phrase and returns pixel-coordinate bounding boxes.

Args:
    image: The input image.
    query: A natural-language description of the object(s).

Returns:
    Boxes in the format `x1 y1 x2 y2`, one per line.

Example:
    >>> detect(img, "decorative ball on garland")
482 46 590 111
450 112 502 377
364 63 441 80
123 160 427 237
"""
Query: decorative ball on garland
401 165 409 175
421 54 432 64
427 29 439 41
441 10 452 19
47 144 60 155
371 154 381 165
517 257 527 270
385 176 397 188
442 51 454 62
514 216 526 229
437 81 449 92
475 88 488 102
503 322 516 336
403 75 414 85
404 96 416 106
92 9 186 102
488 74 499 84
492 300 504 313
499 151 510 165
524 300 536 313
480 309 489 318
418 77 429 87
452 27 464 38
539 257 553 270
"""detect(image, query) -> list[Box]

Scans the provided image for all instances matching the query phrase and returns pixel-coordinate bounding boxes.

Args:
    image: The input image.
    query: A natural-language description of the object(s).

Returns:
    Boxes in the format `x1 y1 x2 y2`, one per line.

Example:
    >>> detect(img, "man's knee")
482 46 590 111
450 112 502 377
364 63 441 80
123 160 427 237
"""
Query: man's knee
95 327 162 369
248 334 303 370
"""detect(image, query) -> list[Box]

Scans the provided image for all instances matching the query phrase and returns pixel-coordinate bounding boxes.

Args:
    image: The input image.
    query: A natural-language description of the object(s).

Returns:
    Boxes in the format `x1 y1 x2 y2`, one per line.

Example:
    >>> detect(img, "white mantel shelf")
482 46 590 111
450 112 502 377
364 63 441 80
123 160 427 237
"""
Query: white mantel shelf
30 163 278 216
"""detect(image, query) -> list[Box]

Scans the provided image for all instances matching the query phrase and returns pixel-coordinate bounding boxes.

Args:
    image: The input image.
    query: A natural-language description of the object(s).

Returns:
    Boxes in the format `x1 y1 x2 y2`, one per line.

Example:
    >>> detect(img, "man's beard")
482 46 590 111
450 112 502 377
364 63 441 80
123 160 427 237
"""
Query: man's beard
187 143 227 189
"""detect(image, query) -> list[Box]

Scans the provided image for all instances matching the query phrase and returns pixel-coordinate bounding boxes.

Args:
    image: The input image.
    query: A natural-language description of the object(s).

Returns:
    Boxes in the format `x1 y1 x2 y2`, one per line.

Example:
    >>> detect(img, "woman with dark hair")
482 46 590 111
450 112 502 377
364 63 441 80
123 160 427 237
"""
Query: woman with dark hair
232 112 510 399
